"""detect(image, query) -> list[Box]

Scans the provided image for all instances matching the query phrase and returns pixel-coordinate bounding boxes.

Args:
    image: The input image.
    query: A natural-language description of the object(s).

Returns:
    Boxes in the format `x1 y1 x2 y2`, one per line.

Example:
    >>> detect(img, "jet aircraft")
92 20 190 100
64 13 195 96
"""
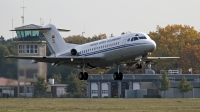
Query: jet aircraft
6 24 179 80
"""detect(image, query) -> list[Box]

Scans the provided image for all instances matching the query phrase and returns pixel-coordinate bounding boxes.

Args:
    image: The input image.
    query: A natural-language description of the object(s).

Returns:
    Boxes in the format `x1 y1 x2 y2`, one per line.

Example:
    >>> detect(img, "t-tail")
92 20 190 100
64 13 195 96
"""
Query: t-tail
41 24 69 56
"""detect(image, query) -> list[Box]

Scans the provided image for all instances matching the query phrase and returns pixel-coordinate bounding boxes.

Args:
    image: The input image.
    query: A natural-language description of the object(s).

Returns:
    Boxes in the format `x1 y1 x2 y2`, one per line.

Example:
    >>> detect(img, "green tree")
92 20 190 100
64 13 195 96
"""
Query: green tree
178 76 193 98
0 36 6 44
6 43 17 55
66 73 86 98
34 76 48 94
52 74 61 84
158 72 171 98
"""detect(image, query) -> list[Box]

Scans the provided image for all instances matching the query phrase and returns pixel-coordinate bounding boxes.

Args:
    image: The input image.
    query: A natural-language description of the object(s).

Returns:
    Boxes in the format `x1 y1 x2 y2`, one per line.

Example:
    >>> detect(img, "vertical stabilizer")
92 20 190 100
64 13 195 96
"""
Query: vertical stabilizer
41 24 68 55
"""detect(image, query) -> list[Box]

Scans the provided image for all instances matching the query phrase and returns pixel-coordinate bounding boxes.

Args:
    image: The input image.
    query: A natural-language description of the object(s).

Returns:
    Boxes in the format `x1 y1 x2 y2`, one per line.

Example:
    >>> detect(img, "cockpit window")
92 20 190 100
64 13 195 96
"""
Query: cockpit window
131 37 139 41
134 37 138 41
139 36 147 39
131 37 134 41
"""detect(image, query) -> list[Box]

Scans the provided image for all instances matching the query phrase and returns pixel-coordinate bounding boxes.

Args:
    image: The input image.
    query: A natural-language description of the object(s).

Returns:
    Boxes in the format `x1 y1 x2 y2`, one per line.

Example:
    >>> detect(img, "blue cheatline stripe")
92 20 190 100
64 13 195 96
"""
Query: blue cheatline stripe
44 37 56 55
84 43 148 56
58 43 148 57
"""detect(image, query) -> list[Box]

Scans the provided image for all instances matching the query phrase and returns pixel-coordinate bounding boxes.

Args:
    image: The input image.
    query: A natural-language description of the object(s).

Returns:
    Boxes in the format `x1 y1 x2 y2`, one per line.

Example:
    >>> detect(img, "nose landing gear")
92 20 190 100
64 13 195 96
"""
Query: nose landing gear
136 63 142 69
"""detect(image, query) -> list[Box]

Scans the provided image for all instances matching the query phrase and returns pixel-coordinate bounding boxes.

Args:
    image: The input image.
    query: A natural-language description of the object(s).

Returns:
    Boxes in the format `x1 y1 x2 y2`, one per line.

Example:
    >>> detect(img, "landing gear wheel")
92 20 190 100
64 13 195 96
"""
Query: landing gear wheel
113 72 118 80
139 64 142 69
83 72 88 80
136 64 142 69
118 72 123 80
79 72 84 80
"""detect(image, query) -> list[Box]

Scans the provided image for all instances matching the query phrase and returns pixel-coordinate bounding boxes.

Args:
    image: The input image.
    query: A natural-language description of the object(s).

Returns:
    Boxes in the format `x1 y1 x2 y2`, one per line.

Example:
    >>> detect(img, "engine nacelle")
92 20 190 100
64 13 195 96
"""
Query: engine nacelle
71 49 77 56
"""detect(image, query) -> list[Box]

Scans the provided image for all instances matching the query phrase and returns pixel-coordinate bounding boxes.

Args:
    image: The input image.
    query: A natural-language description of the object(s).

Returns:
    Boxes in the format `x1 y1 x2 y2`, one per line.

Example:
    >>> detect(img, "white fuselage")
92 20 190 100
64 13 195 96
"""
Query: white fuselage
56 32 156 68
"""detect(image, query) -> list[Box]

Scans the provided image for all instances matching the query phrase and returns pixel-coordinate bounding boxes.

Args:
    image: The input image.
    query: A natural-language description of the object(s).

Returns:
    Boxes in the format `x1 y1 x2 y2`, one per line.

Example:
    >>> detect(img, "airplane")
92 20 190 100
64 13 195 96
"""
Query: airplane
6 24 179 80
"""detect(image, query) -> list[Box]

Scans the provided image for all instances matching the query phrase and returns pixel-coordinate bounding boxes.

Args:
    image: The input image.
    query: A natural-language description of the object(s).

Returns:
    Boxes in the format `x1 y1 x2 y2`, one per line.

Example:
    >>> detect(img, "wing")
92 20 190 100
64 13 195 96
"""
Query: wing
144 57 180 62
5 56 100 64
123 56 180 67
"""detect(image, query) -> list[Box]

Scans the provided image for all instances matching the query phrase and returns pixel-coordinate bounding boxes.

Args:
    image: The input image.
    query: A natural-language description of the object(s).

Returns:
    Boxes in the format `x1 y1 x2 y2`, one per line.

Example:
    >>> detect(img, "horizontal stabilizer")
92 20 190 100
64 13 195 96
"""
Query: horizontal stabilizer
57 28 70 32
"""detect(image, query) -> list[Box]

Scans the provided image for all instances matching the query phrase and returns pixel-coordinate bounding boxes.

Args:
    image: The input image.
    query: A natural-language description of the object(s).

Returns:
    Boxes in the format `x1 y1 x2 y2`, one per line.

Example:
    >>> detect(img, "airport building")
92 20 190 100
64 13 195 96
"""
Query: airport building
87 72 200 98
11 24 47 97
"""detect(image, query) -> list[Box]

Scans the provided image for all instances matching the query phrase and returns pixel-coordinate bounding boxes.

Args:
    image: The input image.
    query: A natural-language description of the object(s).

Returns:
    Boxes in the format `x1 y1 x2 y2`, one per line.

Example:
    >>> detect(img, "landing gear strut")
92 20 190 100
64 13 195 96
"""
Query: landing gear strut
136 63 142 69
78 63 88 80
113 65 123 80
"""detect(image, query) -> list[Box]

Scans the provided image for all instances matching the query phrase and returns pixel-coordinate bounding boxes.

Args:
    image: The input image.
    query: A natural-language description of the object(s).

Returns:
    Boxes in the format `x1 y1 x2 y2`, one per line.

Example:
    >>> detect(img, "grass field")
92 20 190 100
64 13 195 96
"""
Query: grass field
0 98 200 112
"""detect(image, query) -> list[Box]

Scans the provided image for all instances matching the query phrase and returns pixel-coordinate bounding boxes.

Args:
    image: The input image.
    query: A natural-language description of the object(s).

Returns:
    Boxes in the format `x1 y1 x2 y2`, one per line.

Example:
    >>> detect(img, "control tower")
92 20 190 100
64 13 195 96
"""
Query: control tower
11 24 47 97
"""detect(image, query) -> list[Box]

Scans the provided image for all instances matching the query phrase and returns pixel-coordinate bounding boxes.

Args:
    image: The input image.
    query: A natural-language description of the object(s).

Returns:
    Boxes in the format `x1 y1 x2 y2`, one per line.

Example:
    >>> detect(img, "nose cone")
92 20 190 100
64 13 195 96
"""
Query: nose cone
151 40 156 51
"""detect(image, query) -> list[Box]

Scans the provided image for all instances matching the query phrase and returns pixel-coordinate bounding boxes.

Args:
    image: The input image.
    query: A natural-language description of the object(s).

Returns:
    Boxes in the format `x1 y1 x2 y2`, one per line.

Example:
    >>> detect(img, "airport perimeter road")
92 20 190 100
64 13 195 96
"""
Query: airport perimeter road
0 98 200 112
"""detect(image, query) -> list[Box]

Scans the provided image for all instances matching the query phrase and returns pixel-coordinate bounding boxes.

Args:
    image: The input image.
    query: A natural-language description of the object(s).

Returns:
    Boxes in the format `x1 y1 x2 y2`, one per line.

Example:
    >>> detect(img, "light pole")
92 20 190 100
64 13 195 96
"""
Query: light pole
82 32 85 44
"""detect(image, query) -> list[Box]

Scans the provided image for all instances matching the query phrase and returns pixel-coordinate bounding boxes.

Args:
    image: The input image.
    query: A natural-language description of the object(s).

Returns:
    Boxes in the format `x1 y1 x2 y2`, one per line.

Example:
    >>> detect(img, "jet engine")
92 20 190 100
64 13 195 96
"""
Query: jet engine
71 49 77 56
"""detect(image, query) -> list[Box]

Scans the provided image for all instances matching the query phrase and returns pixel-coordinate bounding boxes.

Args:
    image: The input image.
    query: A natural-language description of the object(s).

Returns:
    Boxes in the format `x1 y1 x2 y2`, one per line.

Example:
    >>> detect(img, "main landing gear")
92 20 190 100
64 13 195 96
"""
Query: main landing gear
78 63 88 80
113 72 123 80
78 72 88 80
113 65 123 80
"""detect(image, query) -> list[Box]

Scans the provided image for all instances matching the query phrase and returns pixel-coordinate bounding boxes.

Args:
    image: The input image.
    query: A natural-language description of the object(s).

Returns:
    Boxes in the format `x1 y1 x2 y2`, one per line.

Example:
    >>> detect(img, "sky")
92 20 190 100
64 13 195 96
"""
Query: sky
0 0 200 39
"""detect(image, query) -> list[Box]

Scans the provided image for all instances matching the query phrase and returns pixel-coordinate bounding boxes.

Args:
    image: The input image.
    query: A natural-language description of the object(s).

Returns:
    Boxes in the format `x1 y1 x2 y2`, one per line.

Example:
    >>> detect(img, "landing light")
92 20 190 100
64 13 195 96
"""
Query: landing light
71 58 73 61
148 52 152 55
